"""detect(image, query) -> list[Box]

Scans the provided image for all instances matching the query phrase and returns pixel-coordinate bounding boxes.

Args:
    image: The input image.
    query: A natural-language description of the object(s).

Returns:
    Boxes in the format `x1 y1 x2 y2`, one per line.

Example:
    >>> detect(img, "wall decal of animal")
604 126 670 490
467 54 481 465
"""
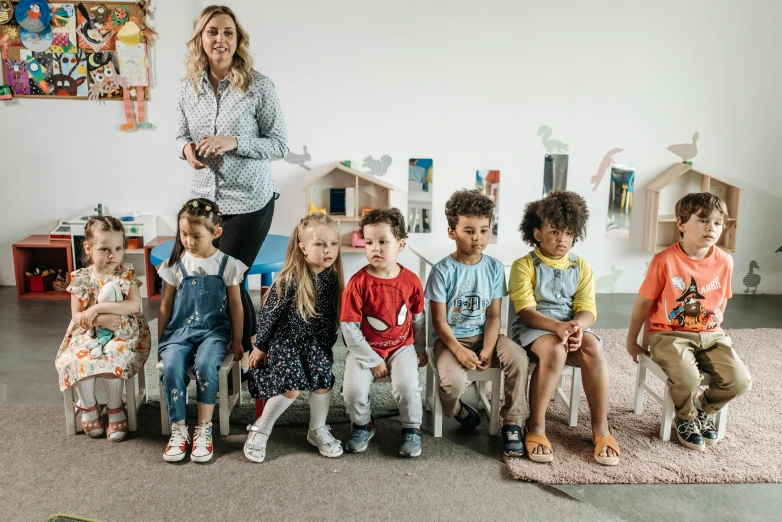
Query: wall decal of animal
742 260 760 294
591 148 624 191
363 154 392 177
537 125 568 153
595 265 623 293
667 132 699 162
284 145 311 170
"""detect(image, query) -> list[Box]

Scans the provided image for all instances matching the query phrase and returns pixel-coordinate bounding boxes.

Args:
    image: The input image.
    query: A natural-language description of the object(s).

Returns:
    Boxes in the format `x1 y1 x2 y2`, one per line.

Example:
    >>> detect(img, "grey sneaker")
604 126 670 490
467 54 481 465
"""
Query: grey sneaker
345 422 376 453
399 428 422 458
244 424 272 463
502 424 524 457
307 425 344 458
696 409 719 445
675 417 705 451
454 400 482 429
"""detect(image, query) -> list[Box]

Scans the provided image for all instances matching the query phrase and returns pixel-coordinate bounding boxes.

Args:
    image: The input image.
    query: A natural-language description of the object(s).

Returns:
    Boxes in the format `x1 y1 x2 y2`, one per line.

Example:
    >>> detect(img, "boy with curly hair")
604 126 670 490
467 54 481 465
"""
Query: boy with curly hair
340 207 428 457
425 190 529 456
508 191 620 465
626 193 751 451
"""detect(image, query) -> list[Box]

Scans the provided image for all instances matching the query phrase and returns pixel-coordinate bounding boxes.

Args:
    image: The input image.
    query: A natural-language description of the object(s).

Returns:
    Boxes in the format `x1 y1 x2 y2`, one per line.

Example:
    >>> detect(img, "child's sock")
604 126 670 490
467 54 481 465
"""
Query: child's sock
103 378 126 423
74 378 98 423
309 391 331 430
254 395 295 432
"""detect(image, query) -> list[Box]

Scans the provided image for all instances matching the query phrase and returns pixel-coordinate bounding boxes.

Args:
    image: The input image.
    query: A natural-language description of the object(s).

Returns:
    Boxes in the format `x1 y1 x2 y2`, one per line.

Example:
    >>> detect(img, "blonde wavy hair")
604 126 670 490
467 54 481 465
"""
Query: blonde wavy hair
184 5 256 93
266 214 344 324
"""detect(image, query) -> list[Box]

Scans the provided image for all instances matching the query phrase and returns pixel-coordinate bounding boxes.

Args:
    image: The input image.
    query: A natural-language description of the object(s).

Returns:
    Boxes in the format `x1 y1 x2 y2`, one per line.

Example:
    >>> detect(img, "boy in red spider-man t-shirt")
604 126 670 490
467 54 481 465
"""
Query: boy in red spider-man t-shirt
340 207 427 458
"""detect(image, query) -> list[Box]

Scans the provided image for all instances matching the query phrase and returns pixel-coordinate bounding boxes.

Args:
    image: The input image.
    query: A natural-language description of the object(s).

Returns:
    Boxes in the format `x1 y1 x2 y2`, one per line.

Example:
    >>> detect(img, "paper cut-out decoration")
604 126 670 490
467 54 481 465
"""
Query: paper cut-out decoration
591 148 624 191
20 25 52 52
0 1 14 25
742 260 760 294
0 32 8 59
0 83 10 99
667 132 699 162
49 4 77 53
284 145 311 170
15 0 51 33
87 51 124 99
21 50 52 94
90 3 110 24
1 24 20 49
76 7 112 51
538 125 568 153
363 155 392 177
49 50 87 96
595 266 623 293
4 59 29 94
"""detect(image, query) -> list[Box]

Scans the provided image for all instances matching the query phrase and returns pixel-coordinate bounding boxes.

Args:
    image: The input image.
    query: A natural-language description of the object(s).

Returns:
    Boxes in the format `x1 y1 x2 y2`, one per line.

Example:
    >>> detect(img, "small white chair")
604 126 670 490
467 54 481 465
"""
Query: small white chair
502 298 582 427
63 369 147 435
156 352 242 436
633 321 728 441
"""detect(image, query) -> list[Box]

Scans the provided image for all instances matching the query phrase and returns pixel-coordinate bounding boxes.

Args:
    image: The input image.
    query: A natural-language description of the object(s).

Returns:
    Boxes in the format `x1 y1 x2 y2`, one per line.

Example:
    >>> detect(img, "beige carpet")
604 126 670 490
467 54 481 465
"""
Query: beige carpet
505 328 781 485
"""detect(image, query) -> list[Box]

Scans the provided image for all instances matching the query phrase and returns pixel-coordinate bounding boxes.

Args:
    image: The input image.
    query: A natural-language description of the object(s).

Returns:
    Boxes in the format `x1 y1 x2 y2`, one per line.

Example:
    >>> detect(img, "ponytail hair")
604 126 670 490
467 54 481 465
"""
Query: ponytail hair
168 198 223 267
82 216 125 266
267 213 344 323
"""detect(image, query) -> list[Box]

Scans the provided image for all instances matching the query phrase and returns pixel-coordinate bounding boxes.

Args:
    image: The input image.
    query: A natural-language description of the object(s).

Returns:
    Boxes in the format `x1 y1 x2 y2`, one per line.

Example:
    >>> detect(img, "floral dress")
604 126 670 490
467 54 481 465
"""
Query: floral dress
55 263 151 391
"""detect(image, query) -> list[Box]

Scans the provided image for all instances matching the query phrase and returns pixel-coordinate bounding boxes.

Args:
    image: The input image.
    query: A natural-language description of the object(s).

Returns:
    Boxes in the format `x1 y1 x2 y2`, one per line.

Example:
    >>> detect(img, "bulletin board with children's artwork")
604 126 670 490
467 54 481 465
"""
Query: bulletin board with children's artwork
1 1 157 129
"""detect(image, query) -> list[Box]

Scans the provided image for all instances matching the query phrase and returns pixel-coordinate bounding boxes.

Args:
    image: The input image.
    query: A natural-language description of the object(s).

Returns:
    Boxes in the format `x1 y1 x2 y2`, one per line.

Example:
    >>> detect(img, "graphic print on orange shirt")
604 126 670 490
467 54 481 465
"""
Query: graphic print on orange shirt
666 276 719 331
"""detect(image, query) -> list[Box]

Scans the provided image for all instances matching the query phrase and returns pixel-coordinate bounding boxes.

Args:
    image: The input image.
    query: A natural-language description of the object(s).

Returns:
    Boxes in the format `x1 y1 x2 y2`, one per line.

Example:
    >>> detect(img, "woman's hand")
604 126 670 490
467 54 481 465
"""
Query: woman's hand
184 142 206 169
197 136 238 158
248 347 267 369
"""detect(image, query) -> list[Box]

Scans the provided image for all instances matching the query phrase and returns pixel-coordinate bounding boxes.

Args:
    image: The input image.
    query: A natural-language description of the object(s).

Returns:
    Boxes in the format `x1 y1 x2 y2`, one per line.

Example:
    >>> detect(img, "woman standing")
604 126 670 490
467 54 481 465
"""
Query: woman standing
176 5 289 353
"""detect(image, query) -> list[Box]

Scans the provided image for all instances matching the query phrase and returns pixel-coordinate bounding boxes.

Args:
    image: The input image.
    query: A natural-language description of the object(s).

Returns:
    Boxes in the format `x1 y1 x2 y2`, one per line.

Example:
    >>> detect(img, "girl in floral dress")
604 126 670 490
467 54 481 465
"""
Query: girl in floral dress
244 213 344 463
55 216 151 442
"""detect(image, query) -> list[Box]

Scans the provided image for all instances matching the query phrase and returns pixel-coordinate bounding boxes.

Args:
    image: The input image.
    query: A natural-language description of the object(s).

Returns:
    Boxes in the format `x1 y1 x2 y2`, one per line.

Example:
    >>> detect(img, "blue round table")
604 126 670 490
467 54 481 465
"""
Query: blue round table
149 234 289 287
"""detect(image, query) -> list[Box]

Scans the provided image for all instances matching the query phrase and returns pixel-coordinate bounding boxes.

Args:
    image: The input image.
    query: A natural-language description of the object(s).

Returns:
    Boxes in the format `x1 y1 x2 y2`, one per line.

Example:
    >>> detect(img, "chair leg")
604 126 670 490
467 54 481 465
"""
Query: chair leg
661 387 674 442
232 358 241 406
715 404 728 440
569 367 581 427
158 368 171 435
489 376 501 436
432 383 443 438
138 366 147 405
63 387 76 436
634 358 647 414
126 376 137 432
477 381 487 410
424 364 433 413
218 367 230 436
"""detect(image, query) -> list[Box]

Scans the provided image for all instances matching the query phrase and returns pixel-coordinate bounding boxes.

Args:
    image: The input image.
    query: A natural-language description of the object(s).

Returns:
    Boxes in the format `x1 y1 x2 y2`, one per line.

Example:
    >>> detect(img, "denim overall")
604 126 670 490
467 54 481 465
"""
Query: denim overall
159 255 232 424
511 251 600 347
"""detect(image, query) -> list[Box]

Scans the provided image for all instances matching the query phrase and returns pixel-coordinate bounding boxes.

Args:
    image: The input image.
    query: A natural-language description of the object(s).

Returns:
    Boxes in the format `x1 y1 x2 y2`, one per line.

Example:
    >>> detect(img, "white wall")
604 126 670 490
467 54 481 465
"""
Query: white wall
1 0 780 294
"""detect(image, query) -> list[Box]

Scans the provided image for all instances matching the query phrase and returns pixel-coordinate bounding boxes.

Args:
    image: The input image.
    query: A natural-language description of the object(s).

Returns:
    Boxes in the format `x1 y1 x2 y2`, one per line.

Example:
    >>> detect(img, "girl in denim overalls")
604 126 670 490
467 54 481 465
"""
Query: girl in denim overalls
157 199 247 463
508 191 621 466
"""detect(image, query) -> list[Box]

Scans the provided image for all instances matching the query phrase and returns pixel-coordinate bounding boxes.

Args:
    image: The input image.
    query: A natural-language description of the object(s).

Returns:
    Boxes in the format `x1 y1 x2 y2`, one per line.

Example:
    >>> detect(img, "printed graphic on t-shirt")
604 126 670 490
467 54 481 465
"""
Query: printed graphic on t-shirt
448 281 491 329
666 276 720 331
363 284 411 349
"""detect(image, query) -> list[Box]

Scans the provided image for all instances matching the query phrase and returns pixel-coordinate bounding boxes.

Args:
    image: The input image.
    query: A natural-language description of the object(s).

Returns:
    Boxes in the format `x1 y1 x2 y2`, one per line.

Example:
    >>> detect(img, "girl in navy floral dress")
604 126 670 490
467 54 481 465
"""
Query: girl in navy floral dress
244 213 344 462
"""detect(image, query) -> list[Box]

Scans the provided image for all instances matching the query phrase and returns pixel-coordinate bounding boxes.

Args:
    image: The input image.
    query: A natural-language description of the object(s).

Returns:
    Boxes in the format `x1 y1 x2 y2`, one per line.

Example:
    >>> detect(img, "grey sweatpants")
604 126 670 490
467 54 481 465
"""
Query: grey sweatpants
342 344 423 429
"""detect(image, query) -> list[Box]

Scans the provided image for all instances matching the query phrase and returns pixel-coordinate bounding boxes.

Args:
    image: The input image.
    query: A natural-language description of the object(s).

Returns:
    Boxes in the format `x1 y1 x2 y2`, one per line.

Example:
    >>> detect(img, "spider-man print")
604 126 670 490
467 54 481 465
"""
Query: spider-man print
363 284 410 344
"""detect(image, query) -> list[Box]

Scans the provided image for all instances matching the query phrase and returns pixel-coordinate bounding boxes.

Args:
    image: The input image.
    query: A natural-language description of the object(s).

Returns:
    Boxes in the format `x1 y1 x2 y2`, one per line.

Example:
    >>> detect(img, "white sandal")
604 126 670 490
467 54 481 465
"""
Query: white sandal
244 424 272 463
307 425 344 458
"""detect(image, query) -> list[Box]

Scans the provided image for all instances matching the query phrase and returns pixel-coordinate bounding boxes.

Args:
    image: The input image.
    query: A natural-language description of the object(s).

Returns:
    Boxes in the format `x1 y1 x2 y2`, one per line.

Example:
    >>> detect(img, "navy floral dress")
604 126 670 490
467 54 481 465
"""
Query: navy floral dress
248 269 339 400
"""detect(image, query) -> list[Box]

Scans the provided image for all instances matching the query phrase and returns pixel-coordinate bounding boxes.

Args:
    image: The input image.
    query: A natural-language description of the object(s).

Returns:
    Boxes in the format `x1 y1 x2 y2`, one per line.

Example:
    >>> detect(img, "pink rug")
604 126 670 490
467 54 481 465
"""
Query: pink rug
504 328 781 484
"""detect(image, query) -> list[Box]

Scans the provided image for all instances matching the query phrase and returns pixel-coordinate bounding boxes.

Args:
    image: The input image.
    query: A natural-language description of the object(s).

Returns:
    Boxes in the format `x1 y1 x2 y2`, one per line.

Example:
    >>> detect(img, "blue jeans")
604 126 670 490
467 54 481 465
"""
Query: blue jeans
159 336 228 424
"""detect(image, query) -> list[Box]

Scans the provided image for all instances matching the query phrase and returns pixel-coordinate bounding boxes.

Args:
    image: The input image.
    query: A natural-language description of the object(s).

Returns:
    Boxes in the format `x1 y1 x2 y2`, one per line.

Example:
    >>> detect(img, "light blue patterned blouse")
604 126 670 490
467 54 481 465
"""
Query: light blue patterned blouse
175 71 289 215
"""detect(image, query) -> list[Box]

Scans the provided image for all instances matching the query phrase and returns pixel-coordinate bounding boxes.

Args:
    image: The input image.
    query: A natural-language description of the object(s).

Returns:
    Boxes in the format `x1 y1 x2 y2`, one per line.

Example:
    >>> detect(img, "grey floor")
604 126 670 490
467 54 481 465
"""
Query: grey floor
1 287 780 521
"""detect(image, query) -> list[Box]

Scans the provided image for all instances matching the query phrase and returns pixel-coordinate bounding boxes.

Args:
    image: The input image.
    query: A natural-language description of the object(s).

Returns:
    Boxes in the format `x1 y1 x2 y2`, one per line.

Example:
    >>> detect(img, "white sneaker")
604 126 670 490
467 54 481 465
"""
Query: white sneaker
191 422 214 463
164 423 190 462
244 424 271 463
307 425 344 458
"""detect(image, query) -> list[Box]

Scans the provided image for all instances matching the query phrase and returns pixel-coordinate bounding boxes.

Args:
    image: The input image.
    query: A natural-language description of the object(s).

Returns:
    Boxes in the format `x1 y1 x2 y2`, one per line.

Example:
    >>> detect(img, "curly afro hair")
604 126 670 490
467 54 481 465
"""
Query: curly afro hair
444 189 494 230
359 207 408 241
519 191 589 247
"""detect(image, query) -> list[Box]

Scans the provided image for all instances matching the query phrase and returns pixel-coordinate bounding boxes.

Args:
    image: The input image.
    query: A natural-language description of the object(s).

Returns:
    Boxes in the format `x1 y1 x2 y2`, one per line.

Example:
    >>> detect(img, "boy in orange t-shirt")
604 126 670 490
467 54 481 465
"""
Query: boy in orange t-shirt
626 193 751 451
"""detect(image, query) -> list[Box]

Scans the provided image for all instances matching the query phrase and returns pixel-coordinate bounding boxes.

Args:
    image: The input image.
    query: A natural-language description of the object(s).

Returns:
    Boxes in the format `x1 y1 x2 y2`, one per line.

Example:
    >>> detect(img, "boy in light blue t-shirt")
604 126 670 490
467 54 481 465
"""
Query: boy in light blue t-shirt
425 190 529 456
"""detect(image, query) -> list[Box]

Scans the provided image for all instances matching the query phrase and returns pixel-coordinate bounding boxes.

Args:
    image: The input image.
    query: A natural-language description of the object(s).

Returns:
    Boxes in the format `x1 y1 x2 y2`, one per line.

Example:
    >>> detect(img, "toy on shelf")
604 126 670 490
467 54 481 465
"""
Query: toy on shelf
351 230 365 248
308 202 326 215
24 265 59 292
361 207 372 218
84 281 122 358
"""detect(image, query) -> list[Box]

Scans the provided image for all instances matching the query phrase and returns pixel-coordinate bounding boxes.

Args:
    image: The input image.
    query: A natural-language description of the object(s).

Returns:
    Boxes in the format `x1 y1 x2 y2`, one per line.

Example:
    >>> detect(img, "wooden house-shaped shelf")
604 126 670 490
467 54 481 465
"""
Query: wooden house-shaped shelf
303 162 393 253
644 163 741 253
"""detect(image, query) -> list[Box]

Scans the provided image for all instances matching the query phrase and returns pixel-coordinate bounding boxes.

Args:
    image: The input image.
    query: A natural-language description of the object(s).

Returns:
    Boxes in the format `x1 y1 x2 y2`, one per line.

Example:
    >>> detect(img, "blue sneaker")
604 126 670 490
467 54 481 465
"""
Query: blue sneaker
399 428 422 458
454 400 482 429
345 422 376 453
501 424 524 457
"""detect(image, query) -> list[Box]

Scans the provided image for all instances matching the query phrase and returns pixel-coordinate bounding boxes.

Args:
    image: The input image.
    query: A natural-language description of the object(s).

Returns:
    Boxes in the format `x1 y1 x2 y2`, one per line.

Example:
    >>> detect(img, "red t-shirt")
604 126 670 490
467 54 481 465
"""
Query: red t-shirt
340 265 425 357
639 243 733 332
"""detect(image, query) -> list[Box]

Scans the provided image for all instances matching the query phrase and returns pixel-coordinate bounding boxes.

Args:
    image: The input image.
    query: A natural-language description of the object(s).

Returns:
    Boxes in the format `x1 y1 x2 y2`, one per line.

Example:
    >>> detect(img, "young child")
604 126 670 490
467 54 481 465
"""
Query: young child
425 190 529 456
55 216 151 442
157 198 246 463
341 207 427 457
627 192 751 451
243 213 344 463
508 191 620 465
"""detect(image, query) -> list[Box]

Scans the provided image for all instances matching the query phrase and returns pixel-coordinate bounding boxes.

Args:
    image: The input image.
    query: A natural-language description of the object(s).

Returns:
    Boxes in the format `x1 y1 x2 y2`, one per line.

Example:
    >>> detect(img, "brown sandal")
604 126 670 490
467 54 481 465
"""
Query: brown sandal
105 403 128 442
524 427 554 463
72 402 104 438
593 433 621 466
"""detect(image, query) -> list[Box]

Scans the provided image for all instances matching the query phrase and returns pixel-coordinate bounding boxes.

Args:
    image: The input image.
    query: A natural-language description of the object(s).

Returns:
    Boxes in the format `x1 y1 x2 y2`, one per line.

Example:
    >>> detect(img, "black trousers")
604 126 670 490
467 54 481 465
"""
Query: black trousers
218 195 276 352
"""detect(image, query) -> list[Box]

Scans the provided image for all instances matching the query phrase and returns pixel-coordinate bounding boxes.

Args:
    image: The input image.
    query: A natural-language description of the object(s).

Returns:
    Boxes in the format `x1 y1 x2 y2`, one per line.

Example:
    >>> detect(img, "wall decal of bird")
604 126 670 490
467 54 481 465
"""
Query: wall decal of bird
667 132 699 162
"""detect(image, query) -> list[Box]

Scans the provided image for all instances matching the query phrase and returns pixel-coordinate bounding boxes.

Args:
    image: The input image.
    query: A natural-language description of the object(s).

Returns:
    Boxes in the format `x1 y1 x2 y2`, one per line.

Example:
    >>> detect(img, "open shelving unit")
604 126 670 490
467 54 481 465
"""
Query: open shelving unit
12 235 74 300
